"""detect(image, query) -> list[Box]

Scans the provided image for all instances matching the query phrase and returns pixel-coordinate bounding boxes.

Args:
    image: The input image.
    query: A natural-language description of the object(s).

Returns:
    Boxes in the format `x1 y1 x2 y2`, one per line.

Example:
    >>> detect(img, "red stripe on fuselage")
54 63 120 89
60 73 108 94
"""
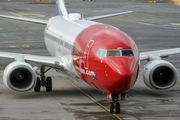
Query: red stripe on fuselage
72 24 140 94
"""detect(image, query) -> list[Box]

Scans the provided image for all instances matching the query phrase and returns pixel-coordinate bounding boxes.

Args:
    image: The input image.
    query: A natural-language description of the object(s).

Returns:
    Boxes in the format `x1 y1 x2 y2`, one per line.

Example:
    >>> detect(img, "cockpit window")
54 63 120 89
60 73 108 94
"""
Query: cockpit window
97 49 107 59
133 49 138 58
122 50 134 56
101 49 107 58
97 49 134 59
107 50 120 56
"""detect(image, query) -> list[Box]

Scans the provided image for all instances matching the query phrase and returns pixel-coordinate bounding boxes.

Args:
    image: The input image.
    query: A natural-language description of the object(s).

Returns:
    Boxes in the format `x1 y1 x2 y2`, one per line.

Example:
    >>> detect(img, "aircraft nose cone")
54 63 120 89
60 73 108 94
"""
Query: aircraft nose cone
106 57 136 75
102 57 138 94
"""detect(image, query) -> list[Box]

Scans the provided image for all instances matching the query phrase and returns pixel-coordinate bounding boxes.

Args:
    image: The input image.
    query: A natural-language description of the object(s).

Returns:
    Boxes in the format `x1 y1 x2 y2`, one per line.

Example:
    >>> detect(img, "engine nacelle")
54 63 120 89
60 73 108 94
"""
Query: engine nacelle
143 60 177 90
3 62 37 92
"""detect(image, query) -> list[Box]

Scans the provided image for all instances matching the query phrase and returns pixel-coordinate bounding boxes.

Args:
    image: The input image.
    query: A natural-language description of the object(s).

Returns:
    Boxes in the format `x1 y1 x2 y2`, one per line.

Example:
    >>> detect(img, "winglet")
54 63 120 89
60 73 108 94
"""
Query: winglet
56 0 68 16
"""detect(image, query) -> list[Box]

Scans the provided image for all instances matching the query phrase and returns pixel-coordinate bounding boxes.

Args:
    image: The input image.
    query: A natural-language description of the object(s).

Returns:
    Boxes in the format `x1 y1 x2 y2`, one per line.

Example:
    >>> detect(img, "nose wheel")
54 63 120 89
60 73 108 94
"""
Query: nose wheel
34 66 52 92
116 102 120 114
109 102 114 113
107 93 121 114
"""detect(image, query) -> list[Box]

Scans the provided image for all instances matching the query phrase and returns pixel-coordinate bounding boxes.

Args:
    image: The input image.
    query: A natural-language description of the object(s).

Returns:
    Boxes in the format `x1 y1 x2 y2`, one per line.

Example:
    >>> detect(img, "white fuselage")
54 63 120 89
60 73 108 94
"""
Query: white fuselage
44 16 100 74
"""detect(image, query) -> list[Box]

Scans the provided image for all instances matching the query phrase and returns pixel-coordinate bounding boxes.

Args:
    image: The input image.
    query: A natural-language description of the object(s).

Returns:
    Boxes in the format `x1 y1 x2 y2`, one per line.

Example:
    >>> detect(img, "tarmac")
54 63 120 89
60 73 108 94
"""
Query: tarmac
0 0 180 120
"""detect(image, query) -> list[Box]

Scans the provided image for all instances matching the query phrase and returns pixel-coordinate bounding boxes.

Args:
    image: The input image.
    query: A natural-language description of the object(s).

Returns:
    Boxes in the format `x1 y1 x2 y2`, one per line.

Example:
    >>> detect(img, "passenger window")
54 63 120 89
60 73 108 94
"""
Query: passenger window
60 40 64 45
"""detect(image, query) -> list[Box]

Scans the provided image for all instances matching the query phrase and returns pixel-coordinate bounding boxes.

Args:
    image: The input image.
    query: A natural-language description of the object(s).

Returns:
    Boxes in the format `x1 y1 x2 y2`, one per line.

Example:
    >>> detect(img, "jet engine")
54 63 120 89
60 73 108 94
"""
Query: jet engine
143 60 177 89
3 61 37 92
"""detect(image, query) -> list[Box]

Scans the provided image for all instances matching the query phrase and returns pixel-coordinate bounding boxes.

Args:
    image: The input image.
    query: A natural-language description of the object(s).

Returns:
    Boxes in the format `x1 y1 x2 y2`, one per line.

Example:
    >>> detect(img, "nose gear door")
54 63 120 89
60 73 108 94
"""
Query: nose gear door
84 40 94 70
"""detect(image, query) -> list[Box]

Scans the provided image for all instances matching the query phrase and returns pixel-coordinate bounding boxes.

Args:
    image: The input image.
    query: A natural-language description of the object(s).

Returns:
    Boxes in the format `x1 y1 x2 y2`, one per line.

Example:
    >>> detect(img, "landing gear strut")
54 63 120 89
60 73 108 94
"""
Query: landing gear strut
121 93 126 100
34 66 52 92
107 93 120 114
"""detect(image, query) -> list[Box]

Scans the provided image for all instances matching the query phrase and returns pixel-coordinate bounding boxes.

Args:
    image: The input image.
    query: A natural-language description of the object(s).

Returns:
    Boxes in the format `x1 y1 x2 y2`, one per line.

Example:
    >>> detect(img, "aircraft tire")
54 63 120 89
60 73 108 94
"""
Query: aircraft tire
46 77 52 92
116 102 120 114
109 102 114 113
34 77 41 92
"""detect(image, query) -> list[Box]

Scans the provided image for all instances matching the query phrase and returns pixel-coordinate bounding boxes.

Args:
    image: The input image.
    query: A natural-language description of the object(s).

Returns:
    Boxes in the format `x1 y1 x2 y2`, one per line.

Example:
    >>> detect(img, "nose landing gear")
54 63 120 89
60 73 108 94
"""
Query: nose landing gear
107 93 121 114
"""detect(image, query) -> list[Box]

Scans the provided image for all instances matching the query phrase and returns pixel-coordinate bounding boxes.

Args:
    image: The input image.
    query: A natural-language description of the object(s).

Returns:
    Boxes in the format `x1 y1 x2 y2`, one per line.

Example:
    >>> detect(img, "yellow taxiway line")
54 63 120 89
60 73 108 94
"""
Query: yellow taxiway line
69 82 123 120
169 23 180 26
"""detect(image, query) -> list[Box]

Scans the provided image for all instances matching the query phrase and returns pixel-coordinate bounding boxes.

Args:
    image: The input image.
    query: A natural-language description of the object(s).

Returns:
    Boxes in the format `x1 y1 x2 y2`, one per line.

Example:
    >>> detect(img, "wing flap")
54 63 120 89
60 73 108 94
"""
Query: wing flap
140 48 180 61
0 15 48 25
24 55 64 69
85 11 133 21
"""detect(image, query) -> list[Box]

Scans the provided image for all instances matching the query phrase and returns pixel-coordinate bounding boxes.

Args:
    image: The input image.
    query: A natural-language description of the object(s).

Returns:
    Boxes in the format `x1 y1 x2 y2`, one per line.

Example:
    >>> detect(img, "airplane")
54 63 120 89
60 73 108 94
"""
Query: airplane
0 0 180 114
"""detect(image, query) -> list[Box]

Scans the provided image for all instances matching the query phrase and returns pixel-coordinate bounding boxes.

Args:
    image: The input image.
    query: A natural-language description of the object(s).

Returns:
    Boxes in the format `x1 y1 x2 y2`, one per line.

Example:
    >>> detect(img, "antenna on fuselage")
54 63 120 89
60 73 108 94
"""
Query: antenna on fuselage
56 0 68 17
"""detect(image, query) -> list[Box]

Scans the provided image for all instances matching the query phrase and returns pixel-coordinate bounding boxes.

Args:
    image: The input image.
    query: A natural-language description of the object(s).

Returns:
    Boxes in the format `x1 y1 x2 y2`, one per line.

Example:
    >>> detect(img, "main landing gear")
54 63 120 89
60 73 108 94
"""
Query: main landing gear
107 93 126 114
34 66 52 92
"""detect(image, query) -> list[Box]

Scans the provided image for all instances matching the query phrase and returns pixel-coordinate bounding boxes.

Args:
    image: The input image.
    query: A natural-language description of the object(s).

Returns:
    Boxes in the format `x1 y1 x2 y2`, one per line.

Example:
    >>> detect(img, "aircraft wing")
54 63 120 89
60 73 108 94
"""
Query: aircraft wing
140 48 180 61
0 15 48 25
0 11 133 23
0 52 64 69
85 11 133 21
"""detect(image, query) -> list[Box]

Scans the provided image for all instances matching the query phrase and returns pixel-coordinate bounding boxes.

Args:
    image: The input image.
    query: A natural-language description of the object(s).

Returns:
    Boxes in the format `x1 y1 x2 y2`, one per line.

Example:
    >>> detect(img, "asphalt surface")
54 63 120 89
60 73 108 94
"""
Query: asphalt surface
0 1 180 120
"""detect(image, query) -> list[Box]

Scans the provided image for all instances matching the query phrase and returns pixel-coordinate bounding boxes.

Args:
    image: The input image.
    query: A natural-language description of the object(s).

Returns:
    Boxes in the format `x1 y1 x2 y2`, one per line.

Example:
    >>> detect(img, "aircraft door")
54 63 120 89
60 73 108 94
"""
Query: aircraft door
84 40 94 70
56 38 62 57
58 39 61 53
